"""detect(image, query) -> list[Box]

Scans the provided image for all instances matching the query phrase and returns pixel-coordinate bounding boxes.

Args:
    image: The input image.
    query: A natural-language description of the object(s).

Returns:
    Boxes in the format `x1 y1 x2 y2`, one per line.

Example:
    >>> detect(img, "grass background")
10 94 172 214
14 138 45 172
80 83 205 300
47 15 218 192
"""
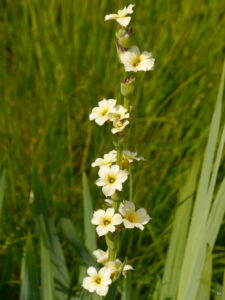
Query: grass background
0 0 225 299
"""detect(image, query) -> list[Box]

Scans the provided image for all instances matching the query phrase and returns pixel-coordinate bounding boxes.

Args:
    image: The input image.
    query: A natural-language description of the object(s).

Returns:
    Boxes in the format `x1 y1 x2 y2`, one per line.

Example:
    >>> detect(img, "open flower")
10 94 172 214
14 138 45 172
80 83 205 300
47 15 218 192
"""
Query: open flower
105 4 135 27
123 150 144 162
89 99 116 126
91 151 117 168
119 200 151 230
91 208 123 236
108 105 130 122
82 266 112 296
96 165 128 196
120 46 155 72
112 119 130 134
93 249 109 264
105 259 134 278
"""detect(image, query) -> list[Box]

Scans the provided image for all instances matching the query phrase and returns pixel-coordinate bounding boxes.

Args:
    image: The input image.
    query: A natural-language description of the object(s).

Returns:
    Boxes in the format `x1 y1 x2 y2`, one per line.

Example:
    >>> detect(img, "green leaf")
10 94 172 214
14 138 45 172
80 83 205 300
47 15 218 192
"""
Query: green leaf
32 165 70 299
40 215 55 300
177 60 225 300
160 153 200 300
79 289 93 300
61 217 98 268
20 233 40 300
222 270 225 300
195 244 212 300
0 168 5 217
82 172 97 253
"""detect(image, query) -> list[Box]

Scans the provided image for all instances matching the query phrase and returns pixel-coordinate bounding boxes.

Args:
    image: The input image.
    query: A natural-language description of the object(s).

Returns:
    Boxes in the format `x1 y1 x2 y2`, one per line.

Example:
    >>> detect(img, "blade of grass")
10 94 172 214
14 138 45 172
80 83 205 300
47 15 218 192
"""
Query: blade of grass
61 217 98 268
0 168 5 218
20 233 40 300
177 60 225 300
33 165 70 298
40 215 55 300
195 244 212 300
82 172 97 252
159 153 200 300
222 270 225 300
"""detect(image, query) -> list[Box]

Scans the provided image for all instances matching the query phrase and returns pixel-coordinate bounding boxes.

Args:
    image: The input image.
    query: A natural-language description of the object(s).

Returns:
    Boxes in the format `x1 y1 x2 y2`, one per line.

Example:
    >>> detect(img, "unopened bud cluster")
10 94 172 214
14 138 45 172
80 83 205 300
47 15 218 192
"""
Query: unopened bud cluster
82 4 154 297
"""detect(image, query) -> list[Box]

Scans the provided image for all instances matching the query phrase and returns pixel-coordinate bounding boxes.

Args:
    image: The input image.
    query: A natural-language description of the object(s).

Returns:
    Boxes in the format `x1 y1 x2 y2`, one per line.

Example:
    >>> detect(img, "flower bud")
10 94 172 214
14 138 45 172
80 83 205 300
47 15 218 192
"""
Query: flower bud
121 76 135 97
116 28 133 49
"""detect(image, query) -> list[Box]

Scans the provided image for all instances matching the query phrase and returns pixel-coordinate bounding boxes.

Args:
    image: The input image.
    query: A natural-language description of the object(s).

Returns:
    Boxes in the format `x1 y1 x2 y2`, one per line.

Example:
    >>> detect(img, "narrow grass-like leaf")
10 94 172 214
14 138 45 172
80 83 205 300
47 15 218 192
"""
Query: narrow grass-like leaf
122 274 132 300
222 270 225 300
178 61 225 300
79 289 93 300
61 217 97 268
20 233 40 300
206 176 225 248
195 244 212 300
82 172 97 252
40 215 55 300
0 168 5 217
160 154 200 300
33 165 70 299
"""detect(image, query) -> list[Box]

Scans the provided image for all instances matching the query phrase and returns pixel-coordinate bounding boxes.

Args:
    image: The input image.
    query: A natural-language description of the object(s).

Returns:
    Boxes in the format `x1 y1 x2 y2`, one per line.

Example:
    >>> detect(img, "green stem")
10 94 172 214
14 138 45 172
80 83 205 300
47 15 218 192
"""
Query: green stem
124 96 130 109
106 232 120 261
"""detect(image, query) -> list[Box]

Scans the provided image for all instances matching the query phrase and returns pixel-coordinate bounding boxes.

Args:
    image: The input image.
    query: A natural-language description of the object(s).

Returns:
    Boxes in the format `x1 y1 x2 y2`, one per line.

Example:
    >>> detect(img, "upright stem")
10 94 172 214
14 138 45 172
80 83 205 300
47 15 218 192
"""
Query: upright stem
124 96 130 110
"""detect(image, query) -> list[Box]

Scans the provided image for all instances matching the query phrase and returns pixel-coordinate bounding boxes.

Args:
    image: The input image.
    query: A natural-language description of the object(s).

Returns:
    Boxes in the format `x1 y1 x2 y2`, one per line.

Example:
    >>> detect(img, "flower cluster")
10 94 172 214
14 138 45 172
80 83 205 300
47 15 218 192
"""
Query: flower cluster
89 99 130 134
82 4 153 297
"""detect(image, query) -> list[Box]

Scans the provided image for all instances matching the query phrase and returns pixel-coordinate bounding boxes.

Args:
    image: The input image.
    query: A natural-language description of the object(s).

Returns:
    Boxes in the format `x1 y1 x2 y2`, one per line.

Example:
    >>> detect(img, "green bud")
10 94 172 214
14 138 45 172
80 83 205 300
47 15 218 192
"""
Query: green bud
121 76 136 97
116 28 133 49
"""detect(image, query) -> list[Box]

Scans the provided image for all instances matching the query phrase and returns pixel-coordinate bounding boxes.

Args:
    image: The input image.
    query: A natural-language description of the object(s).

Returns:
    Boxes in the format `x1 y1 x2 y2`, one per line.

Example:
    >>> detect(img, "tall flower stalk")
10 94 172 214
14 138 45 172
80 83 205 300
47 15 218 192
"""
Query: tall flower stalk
82 4 154 297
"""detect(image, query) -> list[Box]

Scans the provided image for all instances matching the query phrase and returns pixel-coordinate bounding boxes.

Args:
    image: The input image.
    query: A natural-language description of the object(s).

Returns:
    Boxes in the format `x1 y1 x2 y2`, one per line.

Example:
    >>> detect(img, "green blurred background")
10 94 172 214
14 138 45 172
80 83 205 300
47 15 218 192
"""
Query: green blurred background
0 0 225 298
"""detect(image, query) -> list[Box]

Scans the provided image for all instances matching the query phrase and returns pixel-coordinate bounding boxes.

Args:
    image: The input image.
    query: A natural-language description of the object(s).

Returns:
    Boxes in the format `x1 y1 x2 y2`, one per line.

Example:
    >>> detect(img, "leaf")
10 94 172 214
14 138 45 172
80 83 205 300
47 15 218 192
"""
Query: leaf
20 233 40 300
177 60 225 300
0 168 5 217
222 270 225 300
159 153 200 300
61 217 98 268
40 215 55 300
195 244 212 300
32 165 70 299
79 289 93 300
82 172 97 253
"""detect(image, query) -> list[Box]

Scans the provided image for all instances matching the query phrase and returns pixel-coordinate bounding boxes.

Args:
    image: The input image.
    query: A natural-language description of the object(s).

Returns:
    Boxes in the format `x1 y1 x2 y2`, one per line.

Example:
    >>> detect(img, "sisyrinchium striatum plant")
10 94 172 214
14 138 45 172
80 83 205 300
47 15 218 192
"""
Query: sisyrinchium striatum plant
82 3 154 297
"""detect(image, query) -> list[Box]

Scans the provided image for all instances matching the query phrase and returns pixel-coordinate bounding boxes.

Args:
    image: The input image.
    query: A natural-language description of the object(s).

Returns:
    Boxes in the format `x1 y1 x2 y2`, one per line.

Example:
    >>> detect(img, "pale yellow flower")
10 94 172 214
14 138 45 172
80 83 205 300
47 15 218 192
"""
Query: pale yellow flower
105 4 135 27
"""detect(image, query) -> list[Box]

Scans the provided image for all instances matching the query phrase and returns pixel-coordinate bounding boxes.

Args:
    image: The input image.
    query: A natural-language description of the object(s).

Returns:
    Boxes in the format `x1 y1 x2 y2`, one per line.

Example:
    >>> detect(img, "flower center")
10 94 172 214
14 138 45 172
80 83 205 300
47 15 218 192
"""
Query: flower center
95 276 102 285
127 214 135 223
133 58 141 67
101 108 108 116
108 176 116 184
104 218 111 226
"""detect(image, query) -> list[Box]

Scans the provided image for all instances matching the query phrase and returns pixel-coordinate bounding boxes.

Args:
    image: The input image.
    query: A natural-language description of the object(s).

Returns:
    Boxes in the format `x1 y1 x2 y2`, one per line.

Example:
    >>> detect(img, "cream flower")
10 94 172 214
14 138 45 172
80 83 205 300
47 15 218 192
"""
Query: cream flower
112 119 130 134
120 46 155 72
91 151 117 168
119 200 151 230
82 266 112 296
96 165 128 196
89 99 116 126
105 4 135 27
105 259 134 278
93 249 109 264
91 208 123 236
123 151 144 162
108 105 130 122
